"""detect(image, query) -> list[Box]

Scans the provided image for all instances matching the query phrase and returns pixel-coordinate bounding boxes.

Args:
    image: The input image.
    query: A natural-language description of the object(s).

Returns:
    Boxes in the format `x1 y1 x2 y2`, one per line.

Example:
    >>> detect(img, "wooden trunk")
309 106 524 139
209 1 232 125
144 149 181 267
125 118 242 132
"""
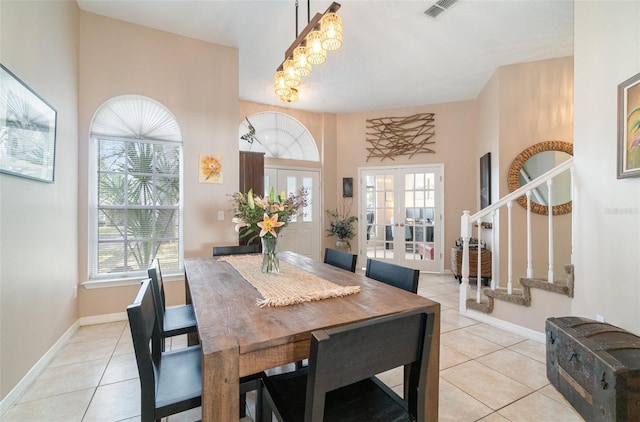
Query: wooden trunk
546 316 640 421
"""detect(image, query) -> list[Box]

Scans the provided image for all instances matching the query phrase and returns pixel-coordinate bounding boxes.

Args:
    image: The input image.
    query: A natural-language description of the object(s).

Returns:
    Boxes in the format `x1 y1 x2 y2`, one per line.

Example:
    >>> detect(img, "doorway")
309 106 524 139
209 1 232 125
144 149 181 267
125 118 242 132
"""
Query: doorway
359 164 444 272
265 167 321 261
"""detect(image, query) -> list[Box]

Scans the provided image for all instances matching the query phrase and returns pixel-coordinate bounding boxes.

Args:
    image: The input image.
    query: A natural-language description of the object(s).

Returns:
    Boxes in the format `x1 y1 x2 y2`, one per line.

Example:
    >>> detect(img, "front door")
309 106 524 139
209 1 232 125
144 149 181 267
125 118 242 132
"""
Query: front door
359 165 444 272
265 168 321 261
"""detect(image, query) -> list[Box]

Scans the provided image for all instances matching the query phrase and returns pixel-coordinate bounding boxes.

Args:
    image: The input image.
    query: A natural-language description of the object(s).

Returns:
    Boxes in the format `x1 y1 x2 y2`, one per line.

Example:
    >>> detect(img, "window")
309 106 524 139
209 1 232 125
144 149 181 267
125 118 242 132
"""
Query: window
238 112 319 161
90 96 183 279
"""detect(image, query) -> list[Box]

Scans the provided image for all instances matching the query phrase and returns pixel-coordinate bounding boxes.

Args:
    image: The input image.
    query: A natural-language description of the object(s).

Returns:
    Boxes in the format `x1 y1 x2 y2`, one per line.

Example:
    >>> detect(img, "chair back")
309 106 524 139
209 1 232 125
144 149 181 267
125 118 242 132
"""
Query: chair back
127 279 162 418
147 258 166 332
323 248 357 272
365 258 419 293
305 308 435 421
212 244 260 256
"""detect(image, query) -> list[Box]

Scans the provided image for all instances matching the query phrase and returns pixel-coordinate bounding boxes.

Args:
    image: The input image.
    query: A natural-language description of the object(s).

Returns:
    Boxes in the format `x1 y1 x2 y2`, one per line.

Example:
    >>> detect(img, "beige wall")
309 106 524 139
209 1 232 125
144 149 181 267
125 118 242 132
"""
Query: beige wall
336 101 479 258
494 57 574 284
78 12 240 316
573 1 640 332
0 0 79 400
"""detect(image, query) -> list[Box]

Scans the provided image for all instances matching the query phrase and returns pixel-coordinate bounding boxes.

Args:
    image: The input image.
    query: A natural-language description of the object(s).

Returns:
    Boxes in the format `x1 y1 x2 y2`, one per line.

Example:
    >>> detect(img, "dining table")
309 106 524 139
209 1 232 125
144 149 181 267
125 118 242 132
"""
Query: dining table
184 251 441 422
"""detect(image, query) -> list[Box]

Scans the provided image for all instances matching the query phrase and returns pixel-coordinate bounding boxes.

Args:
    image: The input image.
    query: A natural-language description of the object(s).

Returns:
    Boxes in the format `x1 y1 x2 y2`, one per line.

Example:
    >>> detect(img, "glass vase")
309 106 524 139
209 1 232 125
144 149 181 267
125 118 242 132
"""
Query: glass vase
261 236 280 274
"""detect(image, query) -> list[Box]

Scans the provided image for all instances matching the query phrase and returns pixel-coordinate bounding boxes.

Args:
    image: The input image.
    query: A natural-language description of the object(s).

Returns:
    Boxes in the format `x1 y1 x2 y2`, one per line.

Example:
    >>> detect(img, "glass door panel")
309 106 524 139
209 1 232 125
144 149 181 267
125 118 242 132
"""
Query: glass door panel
361 165 443 273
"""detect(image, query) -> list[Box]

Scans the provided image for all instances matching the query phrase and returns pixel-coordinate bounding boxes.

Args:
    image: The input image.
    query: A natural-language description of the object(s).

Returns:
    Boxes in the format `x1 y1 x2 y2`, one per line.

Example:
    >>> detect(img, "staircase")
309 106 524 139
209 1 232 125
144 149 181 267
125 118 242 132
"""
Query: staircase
458 158 574 341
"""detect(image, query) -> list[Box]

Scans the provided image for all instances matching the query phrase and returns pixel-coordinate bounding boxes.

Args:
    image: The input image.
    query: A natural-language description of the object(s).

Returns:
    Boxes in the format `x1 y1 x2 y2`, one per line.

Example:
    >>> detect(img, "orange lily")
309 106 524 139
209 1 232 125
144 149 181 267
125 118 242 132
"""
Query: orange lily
257 213 285 237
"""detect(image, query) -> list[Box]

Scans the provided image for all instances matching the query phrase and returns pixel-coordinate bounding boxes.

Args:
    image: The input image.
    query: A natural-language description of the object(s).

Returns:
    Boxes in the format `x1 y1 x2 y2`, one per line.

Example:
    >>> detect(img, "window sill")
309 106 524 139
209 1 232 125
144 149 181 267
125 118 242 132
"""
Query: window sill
82 273 185 290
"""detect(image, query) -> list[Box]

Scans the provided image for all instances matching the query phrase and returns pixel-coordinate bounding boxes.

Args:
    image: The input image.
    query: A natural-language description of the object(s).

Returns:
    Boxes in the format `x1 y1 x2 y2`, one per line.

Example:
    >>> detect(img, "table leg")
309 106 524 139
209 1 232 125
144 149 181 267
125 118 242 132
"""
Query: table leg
425 304 440 422
201 335 239 422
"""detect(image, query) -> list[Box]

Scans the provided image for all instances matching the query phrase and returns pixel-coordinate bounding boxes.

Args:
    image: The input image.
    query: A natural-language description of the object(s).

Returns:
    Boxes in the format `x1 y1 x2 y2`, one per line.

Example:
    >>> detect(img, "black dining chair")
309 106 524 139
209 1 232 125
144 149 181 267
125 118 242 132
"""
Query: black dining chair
323 248 357 272
212 244 260 256
129 278 264 421
128 278 202 421
365 258 420 293
147 258 197 351
260 307 436 422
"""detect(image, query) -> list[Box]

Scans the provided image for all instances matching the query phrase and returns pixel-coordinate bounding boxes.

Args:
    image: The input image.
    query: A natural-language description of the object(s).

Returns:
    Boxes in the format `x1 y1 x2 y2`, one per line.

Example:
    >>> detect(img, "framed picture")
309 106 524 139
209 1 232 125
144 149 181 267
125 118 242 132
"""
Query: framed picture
342 177 353 197
199 154 223 183
0 64 57 183
618 72 640 179
480 152 491 209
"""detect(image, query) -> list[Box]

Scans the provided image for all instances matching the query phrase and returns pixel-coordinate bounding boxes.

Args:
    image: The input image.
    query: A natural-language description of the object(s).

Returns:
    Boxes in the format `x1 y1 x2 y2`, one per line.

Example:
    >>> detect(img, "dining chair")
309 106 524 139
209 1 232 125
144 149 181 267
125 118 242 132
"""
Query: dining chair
129 278 264 422
128 278 202 421
323 248 357 272
212 243 260 256
147 258 197 351
260 307 436 422
365 258 420 293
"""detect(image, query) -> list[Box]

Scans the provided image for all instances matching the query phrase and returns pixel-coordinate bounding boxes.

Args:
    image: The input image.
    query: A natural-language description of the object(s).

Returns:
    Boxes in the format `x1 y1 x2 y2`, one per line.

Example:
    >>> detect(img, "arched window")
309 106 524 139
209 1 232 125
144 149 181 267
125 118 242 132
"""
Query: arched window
239 112 319 161
89 95 183 279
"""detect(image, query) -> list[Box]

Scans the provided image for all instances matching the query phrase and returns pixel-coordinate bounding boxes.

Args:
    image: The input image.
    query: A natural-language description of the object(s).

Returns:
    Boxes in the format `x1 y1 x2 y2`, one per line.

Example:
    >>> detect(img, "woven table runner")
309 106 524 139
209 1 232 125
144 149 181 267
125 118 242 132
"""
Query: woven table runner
219 254 361 307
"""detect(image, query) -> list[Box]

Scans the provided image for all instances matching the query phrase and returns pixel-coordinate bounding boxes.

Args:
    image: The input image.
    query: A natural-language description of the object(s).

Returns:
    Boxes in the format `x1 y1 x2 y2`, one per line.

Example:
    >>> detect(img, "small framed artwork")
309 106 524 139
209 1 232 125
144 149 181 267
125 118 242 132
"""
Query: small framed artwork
199 154 223 183
618 72 640 179
342 177 353 197
480 152 491 209
0 64 57 183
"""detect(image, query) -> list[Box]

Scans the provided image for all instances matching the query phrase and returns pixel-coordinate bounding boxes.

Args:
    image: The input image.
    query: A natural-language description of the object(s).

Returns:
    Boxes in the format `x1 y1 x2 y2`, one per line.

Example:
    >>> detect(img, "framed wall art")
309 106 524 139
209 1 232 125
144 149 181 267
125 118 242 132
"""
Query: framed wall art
480 152 491 209
617 72 640 179
0 64 57 183
198 153 223 183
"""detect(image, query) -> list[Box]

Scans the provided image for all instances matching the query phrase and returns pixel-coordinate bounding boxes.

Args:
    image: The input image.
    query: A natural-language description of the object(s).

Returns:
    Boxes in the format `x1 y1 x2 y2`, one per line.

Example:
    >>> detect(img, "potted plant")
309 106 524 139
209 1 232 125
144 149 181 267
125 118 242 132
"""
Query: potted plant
326 202 358 251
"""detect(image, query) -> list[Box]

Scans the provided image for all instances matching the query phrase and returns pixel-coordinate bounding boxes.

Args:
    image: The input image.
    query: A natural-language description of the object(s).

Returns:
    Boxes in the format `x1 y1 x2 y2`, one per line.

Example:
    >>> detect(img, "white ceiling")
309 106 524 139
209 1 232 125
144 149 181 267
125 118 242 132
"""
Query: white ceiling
76 0 574 113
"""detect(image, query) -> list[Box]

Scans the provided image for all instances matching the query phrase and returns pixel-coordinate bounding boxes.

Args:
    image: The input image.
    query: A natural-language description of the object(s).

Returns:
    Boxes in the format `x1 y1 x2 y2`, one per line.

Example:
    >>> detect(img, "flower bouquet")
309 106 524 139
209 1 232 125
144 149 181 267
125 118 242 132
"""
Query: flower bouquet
231 187 308 273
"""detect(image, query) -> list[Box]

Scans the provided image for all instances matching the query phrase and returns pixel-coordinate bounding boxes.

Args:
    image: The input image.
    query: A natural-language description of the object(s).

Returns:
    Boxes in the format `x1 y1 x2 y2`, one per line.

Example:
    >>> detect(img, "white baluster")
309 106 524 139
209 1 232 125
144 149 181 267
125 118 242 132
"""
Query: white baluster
459 210 470 313
476 218 482 303
547 179 554 283
507 201 513 295
490 209 496 290
526 191 533 278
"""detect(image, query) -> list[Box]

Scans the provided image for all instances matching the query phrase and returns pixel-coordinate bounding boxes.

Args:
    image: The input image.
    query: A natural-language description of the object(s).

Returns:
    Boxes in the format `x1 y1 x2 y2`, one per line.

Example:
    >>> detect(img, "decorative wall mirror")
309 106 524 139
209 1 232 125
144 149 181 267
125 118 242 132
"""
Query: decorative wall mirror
507 140 573 215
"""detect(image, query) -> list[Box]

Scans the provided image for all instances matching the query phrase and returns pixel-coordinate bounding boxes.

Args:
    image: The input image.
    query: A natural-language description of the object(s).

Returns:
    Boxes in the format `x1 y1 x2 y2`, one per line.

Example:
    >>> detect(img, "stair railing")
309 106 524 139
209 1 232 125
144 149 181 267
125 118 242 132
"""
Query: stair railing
459 158 574 313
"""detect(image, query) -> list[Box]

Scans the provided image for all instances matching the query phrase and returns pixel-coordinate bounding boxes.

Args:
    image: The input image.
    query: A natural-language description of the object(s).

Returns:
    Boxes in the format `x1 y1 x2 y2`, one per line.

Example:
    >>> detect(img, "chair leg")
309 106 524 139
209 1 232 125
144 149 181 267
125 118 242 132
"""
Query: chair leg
260 382 273 422
240 392 247 418
254 382 263 422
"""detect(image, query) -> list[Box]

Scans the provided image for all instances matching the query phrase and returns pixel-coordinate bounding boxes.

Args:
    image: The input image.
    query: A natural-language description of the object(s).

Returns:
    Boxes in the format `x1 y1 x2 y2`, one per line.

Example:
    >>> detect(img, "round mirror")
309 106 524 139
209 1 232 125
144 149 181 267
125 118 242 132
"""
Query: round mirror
507 141 573 215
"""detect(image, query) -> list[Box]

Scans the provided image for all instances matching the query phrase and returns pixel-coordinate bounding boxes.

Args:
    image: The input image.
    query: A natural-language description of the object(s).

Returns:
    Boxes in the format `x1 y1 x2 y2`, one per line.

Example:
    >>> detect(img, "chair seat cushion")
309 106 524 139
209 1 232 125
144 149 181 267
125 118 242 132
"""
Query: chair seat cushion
156 345 202 415
163 304 197 336
264 368 412 422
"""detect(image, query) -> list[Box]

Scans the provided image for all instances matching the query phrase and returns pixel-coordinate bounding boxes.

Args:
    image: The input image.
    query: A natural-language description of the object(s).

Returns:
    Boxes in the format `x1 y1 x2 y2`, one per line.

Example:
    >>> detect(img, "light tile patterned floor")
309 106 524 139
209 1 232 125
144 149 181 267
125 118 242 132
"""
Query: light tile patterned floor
3 273 585 421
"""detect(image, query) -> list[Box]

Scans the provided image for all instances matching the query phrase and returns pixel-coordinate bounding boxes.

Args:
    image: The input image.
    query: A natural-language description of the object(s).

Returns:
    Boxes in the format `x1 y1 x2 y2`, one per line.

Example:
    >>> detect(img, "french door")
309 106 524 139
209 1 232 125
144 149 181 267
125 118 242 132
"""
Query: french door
359 164 444 273
264 167 321 260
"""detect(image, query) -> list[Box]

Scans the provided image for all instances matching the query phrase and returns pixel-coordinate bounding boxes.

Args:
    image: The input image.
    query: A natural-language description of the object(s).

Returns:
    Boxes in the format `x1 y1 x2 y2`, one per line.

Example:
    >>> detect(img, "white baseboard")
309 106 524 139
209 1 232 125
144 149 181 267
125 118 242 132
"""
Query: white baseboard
78 312 127 326
463 309 546 343
0 320 80 418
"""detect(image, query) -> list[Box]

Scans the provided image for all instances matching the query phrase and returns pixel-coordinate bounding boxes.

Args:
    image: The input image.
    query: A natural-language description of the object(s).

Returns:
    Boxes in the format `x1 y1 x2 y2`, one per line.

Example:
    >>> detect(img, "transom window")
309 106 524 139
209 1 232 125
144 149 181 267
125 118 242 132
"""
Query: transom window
90 95 183 279
239 112 319 161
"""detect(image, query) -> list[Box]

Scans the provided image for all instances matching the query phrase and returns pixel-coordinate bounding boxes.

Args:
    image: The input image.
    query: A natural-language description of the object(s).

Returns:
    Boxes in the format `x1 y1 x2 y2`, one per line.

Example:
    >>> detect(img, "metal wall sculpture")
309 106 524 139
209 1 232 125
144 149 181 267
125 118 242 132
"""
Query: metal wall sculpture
365 112 435 162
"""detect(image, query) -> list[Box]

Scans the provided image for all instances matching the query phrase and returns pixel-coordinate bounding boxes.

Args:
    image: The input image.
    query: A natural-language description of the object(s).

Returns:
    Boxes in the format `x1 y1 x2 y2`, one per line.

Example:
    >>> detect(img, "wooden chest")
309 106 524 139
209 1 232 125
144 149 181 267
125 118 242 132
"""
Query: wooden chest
546 317 640 421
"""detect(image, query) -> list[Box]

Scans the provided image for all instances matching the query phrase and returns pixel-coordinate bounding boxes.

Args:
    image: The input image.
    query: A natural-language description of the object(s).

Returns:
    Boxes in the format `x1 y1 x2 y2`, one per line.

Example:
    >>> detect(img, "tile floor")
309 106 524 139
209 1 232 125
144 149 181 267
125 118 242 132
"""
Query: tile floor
2 273 585 422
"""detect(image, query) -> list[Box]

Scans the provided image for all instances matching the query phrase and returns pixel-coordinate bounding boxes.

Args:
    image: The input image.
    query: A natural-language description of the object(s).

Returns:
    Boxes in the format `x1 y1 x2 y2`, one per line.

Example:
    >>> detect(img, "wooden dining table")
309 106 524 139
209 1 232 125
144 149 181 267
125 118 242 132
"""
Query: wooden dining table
184 251 440 422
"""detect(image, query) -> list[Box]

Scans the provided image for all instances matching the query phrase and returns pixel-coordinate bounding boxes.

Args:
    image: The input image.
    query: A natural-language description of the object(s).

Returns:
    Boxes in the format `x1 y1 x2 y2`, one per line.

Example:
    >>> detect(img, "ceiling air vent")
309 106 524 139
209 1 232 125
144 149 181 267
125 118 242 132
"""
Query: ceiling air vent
424 0 461 19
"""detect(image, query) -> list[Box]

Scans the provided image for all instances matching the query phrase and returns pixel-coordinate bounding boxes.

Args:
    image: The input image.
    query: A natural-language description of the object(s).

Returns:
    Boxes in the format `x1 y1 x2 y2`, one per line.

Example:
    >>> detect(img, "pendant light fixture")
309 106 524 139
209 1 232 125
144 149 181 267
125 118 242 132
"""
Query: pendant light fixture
273 1 342 104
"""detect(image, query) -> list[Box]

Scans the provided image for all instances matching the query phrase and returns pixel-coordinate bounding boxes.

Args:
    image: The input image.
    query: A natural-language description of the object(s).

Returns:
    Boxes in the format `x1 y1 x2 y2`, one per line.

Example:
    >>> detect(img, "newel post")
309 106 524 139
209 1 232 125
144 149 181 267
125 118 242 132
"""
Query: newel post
459 210 471 313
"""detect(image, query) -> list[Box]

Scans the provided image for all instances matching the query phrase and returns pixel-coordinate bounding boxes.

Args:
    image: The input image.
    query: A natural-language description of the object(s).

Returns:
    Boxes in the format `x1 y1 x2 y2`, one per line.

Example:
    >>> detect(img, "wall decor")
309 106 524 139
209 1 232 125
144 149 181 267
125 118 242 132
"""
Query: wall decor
342 177 353 197
365 112 435 162
0 64 57 183
618 72 640 178
199 154 223 184
480 152 491 209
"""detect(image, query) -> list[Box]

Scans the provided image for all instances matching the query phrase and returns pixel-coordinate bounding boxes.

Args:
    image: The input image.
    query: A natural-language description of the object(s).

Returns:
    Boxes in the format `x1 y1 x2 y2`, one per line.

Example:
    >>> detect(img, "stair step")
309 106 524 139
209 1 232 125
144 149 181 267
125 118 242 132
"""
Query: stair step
484 287 531 306
466 298 493 313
